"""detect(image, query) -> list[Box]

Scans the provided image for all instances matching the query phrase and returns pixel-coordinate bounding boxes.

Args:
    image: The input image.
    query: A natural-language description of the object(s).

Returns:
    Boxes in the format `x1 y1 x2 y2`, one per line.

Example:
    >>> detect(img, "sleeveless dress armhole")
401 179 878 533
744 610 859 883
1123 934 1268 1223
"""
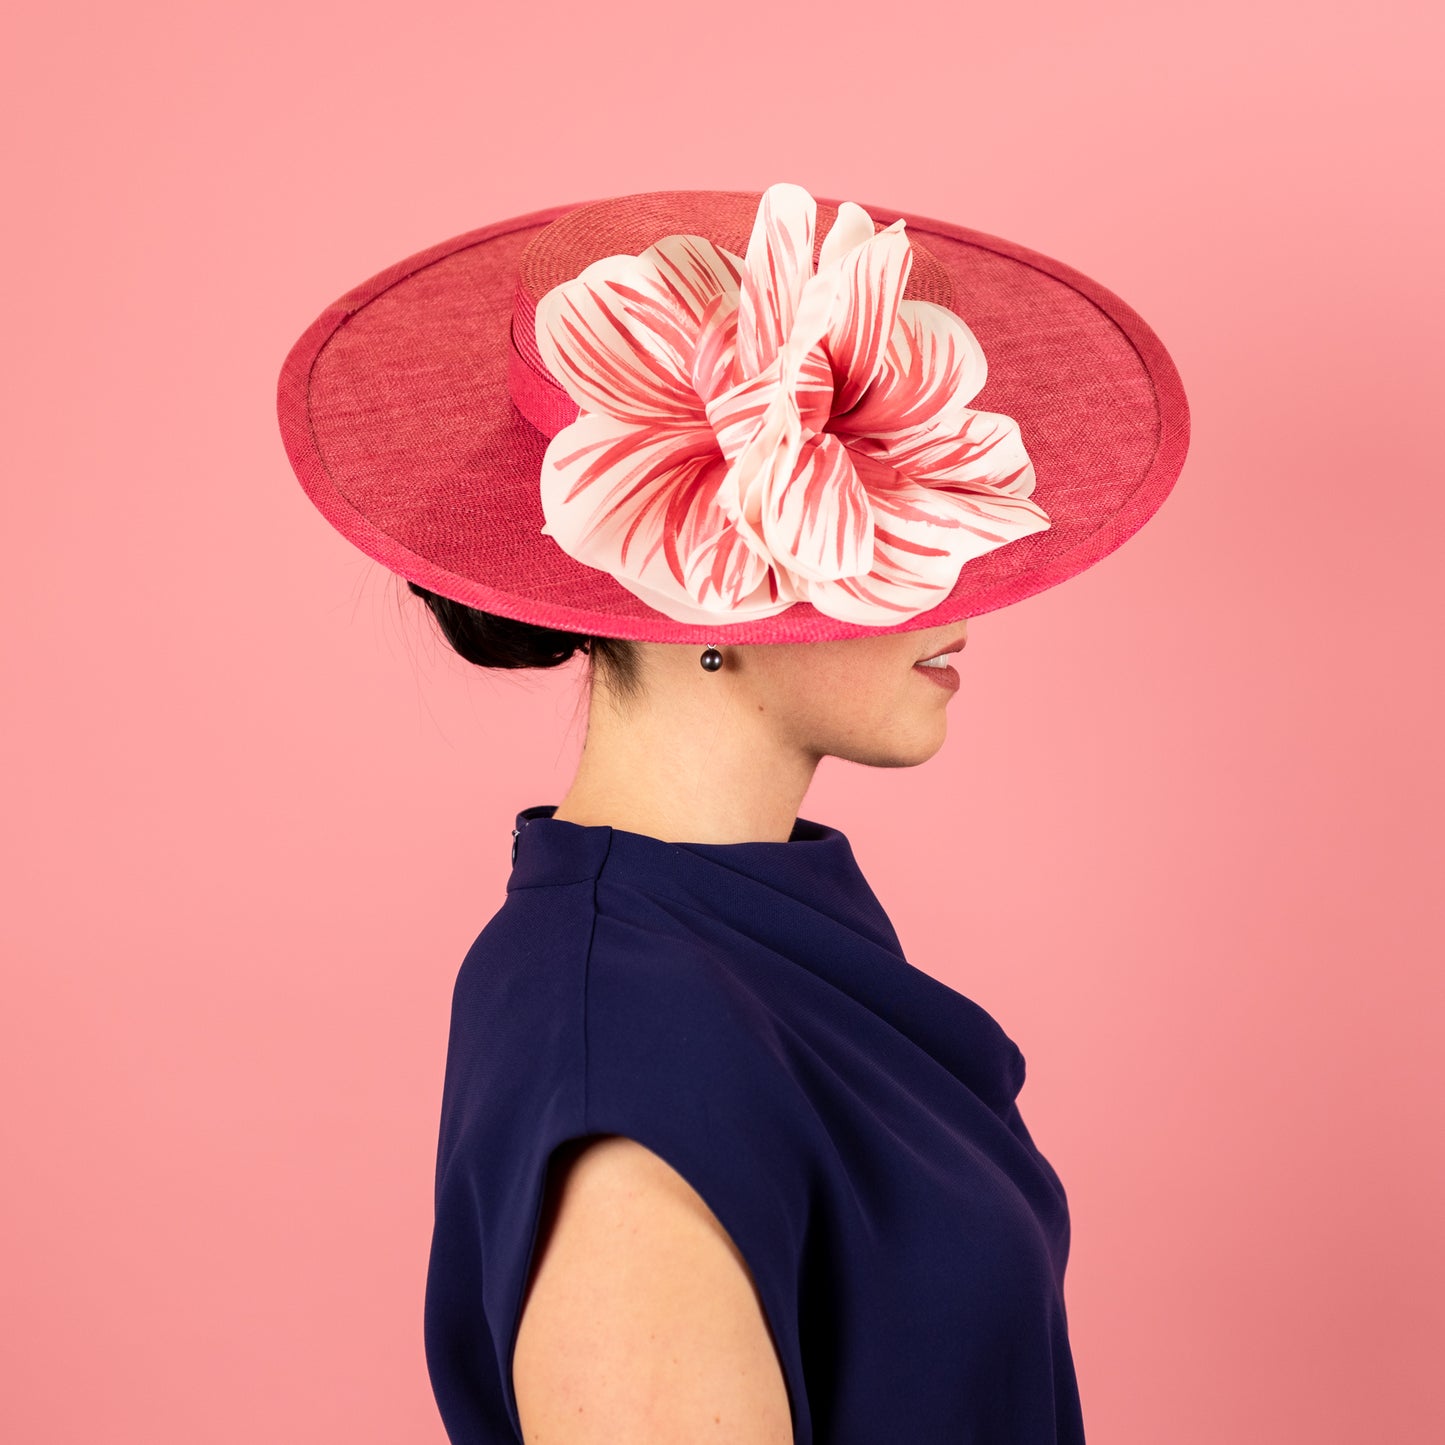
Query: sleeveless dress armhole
480 1090 813 1445
579 1101 811 1444
491 1115 811 1445
481 932 816 1445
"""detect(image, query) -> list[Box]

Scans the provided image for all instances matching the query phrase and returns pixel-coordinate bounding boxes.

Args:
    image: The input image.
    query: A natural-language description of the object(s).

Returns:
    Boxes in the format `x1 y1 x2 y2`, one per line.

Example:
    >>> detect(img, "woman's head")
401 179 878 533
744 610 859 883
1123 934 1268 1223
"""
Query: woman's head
406 580 966 771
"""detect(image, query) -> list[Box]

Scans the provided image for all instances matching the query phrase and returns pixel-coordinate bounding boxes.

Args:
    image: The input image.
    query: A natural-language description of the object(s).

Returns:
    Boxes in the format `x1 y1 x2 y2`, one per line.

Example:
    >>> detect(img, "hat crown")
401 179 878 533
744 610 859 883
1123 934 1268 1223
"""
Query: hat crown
517 187 954 306
508 188 954 398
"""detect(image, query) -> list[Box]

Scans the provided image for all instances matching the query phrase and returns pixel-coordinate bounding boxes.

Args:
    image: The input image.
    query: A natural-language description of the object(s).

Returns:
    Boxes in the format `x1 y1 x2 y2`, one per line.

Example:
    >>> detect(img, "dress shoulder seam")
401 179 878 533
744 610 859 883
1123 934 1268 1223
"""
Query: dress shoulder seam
579 827 615 1135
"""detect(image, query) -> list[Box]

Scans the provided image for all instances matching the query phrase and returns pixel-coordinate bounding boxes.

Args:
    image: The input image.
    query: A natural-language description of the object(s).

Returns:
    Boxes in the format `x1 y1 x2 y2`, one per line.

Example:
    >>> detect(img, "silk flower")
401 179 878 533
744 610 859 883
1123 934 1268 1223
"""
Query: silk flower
533 181 1052 627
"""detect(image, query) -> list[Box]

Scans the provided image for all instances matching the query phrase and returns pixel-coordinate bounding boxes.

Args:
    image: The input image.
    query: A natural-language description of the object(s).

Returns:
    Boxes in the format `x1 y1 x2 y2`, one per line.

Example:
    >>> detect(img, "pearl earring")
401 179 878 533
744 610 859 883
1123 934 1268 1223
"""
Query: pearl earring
700 643 722 672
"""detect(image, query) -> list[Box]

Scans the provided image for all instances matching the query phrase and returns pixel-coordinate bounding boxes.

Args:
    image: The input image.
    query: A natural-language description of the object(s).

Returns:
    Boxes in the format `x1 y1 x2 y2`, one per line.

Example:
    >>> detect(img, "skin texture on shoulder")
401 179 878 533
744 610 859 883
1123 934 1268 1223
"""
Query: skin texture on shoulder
512 1134 794 1444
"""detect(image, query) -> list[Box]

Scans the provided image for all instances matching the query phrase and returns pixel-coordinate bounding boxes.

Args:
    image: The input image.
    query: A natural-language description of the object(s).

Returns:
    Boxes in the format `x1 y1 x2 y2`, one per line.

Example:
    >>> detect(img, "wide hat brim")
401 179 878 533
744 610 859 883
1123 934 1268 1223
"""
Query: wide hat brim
276 188 1191 645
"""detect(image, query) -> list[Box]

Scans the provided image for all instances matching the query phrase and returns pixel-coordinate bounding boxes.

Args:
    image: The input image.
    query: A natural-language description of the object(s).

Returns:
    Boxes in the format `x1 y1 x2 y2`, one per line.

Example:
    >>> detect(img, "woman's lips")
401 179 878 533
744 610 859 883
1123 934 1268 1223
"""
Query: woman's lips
912 660 961 692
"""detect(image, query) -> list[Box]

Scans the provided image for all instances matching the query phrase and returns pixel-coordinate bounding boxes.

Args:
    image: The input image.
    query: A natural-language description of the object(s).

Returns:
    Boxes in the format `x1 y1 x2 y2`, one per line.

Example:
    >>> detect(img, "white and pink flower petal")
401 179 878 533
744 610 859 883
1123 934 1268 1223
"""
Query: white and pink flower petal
823 218 912 414
796 450 1052 624
641 233 745 329
832 298 989 443
877 404 1039 499
711 368 797 561
706 362 782 471
793 342 836 434
817 200 879 273
735 182 818 383
608 554 801 625
760 432 876 583
538 410 778 617
534 251 716 427
691 293 742 408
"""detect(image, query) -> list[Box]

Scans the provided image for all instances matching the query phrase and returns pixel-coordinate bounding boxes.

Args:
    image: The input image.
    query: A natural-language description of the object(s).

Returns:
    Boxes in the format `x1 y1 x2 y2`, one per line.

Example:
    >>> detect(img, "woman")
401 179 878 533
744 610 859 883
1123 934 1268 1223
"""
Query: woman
277 181 1190 1443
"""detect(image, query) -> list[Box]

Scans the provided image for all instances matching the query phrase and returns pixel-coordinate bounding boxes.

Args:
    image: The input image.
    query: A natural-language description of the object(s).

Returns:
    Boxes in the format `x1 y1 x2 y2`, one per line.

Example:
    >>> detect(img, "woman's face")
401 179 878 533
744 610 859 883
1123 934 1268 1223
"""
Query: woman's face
636 617 971 770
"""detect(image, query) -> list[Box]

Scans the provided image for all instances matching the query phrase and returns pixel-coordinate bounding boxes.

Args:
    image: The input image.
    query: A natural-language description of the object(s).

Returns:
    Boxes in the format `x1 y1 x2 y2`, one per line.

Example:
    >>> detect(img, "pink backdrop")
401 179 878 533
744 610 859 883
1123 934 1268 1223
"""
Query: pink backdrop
3 1 1441 1441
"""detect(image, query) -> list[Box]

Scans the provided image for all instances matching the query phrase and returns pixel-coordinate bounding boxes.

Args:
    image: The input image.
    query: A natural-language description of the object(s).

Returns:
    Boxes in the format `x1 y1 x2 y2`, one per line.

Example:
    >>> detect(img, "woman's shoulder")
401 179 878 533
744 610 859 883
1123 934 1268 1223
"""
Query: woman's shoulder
430 883 825 1443
454 874 792 1054
454 877 597 988
582 908 824 1214
445 880 832 1204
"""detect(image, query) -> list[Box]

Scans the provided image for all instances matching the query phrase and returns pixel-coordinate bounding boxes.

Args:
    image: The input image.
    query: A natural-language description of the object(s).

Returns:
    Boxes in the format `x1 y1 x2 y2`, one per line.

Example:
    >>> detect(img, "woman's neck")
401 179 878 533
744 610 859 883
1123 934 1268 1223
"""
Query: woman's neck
553 669 820 845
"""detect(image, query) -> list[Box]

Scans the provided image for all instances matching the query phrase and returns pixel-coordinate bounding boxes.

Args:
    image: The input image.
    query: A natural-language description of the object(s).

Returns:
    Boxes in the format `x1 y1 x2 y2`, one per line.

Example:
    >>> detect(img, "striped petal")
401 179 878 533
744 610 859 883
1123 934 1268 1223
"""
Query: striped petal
538 410 784 618
834 297 1038 500
797 449 1052 625
823 217 912 415
817 199 878 273
645 233 745 327
760 432 876 583
793 341 836 433
690 291 742 407
533 234 741 426
706 268 848 566
874 403 1038 498
704 335 836 471
735 182 817 382
706 363 780 470
831 298 990 451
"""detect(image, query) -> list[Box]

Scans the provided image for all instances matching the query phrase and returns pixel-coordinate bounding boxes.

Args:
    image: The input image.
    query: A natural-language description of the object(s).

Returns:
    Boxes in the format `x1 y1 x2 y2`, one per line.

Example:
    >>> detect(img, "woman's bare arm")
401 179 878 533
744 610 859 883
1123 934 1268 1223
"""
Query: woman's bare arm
512 1133 794 1443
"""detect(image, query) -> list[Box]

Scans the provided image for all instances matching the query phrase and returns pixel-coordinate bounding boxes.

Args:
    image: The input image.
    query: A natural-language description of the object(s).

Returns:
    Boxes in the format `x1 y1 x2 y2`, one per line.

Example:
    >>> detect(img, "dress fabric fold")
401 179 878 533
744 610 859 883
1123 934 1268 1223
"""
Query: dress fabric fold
424 804 1086 1444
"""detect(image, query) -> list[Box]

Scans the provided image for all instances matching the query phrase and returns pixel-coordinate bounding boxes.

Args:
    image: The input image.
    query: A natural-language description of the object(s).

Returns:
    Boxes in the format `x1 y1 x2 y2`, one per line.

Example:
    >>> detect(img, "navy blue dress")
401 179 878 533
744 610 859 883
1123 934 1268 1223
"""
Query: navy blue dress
425 805 1085 1443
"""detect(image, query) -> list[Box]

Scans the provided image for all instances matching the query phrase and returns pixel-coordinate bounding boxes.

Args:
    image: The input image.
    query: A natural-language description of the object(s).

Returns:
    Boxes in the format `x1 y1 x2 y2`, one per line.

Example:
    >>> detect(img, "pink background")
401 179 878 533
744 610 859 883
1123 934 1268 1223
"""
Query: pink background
4 1 1441 1441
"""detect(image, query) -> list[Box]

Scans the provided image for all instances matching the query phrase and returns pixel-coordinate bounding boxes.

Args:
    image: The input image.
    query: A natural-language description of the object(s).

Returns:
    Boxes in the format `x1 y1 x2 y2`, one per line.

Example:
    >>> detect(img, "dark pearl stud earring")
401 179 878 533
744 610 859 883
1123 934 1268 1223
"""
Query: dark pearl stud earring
700 643 723 672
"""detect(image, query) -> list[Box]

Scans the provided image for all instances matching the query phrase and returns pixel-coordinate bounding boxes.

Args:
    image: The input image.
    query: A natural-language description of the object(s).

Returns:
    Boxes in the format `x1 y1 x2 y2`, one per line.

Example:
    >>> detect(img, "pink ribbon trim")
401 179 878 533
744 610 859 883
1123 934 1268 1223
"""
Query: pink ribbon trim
507 281 580 439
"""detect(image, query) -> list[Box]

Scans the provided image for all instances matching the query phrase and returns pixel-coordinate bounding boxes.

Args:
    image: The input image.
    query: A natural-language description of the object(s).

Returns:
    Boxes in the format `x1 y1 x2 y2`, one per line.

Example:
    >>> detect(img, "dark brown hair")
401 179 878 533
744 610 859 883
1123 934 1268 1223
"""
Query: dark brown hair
405 579 643 701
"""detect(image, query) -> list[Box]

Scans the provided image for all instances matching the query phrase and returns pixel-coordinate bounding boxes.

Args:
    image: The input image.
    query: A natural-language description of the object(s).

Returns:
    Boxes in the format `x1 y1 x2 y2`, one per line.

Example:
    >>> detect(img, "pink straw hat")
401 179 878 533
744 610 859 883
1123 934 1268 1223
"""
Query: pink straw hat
275 182 1191 644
